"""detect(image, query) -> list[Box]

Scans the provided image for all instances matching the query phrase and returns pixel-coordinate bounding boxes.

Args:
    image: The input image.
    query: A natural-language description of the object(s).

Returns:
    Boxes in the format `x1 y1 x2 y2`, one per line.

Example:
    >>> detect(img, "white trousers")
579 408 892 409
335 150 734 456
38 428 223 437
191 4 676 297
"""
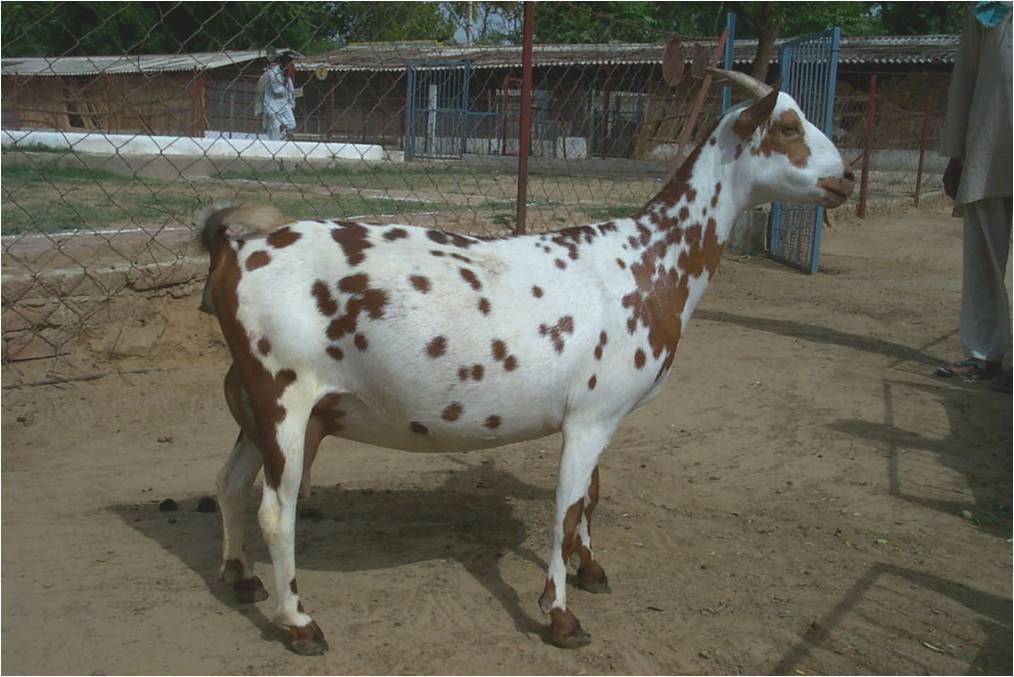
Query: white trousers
960 197 1013 361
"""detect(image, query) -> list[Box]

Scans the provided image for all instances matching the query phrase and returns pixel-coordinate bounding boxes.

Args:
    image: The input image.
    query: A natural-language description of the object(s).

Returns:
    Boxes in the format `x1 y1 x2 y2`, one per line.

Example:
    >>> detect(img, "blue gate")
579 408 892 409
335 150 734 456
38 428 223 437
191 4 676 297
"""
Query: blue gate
768 28 841 273
406 61 470 159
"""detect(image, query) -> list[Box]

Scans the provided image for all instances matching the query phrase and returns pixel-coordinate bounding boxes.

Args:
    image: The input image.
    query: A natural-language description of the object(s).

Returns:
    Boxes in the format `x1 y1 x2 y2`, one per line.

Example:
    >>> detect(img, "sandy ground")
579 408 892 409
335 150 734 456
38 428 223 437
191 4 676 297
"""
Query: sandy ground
2 207 1011 675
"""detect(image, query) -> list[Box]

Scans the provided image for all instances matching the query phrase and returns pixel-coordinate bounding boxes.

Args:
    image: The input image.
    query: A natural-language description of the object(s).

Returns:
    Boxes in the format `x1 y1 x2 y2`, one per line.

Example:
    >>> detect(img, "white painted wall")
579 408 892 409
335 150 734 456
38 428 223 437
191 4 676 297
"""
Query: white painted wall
1 129 387 162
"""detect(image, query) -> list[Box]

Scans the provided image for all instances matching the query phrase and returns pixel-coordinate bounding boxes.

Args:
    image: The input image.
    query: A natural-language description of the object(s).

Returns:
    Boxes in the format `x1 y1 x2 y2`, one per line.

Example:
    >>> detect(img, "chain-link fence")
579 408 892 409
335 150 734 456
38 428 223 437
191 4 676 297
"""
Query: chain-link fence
1 2 955 378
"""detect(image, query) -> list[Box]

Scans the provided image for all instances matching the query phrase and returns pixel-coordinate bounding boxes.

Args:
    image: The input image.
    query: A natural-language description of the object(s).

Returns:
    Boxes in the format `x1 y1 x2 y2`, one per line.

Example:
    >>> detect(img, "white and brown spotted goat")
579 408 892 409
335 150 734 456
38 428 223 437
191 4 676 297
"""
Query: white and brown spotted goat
198 68 854 654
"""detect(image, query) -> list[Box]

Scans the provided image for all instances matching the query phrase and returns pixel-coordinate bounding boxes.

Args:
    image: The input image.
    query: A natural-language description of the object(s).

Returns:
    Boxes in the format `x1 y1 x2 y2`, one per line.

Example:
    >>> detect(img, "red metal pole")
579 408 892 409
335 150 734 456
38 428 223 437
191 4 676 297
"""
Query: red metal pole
914 94 933 208
857 74 876 219
515 1 534 235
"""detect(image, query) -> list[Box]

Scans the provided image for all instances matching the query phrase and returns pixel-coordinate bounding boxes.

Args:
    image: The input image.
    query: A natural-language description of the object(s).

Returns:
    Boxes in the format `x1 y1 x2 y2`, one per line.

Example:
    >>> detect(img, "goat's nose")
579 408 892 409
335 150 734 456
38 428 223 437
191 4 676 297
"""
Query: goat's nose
843 169 856 182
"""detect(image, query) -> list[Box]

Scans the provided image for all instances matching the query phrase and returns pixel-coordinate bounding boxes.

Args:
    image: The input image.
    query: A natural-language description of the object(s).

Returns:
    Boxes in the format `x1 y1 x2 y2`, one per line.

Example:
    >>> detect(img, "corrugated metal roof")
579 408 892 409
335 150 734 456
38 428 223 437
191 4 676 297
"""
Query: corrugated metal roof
2 35 957 78
299 35 959 72
1 50 277 77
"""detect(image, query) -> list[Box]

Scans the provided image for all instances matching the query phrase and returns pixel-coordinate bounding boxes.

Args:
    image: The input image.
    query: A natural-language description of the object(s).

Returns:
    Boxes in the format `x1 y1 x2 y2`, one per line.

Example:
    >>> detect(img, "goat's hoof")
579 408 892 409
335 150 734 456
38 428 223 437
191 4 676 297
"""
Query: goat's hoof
233 576 269 604
287 620 329 656
547 608 591 649
576 564 610 594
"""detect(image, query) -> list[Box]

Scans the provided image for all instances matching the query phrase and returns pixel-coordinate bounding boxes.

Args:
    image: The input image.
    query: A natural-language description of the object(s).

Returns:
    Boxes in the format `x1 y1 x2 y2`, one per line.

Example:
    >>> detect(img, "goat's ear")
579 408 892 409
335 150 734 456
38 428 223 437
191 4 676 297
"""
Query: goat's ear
732 86 780 140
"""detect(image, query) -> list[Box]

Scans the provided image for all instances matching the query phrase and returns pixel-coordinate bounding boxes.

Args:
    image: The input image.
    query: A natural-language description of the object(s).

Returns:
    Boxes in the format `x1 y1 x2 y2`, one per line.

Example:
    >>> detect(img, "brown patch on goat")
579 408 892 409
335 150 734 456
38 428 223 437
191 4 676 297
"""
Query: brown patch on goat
634 349 647 369
555 259 567 270
426 336 447 358
331 222 373 266
532 285 543 298
410 421 428 435
442 402 463 422
539 316 575 353
326 346 344 361
478 297 491 315
312 280 338 316
354 334 369 351
409 275 431 293
266 227 300 248
471 364 484 380
491 340 507 361
484 415 501 429
503 355 519 371
383 228 408 241
588 375 597 390
257 338 271 355
245 251 270 271
205 243 297 489
326 277 388 341
459 268 481 291
758 110 811 168
338 273 369 294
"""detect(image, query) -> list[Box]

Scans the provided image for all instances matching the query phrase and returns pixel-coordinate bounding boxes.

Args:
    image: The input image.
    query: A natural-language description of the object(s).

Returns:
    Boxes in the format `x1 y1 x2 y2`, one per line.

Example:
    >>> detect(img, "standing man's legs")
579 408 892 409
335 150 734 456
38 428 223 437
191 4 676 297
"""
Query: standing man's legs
959 197 1013 367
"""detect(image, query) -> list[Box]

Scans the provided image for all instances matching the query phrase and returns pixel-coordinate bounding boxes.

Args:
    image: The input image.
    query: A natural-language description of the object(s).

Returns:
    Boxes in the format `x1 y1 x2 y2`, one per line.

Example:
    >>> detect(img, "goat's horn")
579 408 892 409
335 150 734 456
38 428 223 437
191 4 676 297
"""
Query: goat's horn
706 67 773 99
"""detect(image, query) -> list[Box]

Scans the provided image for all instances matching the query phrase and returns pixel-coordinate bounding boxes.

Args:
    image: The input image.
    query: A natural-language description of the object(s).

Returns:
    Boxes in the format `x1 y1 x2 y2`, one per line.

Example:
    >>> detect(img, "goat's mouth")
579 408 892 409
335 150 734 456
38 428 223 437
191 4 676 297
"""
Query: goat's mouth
817 176 854 208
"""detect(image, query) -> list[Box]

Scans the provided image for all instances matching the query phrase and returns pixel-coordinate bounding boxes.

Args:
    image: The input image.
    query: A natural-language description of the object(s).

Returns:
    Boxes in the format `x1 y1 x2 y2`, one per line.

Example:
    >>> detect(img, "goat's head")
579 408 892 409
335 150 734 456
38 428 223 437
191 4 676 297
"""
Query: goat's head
710 68 855 210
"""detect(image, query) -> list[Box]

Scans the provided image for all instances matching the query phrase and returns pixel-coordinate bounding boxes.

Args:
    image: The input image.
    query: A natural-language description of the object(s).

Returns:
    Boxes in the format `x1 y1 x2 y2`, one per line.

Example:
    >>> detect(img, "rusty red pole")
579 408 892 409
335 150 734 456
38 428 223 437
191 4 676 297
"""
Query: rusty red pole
857 74 876 219
914 94 933 208
515 0 534 235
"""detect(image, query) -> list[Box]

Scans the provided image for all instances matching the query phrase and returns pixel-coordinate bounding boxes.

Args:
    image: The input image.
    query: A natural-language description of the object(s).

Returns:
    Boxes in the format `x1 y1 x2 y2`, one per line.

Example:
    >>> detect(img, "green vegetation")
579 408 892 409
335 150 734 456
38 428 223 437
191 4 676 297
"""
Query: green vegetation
3 1 966 59
583 204 640 221
214 164 488 191
0 160 452 235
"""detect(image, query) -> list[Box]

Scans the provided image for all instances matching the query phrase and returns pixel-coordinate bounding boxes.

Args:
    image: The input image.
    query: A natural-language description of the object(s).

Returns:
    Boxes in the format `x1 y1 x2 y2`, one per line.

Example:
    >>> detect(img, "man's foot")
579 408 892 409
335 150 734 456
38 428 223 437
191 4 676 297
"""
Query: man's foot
934 358 1002 380
990 368 1012 394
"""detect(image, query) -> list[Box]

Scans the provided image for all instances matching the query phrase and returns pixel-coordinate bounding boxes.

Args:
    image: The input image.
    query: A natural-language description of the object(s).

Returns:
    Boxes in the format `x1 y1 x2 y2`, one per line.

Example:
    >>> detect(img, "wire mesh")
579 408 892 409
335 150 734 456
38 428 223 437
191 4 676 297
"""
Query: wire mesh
0 1 955 376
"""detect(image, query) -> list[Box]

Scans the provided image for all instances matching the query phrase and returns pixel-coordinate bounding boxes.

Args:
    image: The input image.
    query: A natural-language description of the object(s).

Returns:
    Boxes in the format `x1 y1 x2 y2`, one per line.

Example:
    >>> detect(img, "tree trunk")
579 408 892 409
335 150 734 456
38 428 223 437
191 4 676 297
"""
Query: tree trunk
750 27 778 81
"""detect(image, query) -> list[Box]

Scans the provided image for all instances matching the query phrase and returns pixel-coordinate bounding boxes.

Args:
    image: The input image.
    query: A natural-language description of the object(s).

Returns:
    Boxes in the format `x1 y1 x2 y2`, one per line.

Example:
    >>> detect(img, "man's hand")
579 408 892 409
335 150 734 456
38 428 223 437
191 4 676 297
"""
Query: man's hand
943 157 962 199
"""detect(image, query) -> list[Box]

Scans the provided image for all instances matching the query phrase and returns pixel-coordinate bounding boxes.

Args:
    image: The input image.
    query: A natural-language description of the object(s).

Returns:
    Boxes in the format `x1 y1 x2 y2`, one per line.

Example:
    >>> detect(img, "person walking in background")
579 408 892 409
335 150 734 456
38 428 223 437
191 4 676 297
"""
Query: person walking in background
935 1 1012 393
257 51 297 141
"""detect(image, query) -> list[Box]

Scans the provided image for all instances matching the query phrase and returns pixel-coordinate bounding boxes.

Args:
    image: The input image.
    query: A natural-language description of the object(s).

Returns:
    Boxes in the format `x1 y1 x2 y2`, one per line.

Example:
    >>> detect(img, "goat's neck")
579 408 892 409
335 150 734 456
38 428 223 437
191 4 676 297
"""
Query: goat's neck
608 129 749 367
637 128 749 250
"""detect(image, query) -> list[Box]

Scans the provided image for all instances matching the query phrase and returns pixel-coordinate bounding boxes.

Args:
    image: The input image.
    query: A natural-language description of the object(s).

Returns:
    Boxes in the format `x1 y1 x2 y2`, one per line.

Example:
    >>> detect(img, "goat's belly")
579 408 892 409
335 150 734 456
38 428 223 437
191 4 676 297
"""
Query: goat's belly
319 389 562 454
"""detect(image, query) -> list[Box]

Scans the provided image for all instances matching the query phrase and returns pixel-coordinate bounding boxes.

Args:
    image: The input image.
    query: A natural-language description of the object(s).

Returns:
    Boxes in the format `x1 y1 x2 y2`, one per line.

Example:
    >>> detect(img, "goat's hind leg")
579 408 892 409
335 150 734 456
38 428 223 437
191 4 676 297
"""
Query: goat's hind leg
256 387 328 656
217 431 269 603
574 466 610 594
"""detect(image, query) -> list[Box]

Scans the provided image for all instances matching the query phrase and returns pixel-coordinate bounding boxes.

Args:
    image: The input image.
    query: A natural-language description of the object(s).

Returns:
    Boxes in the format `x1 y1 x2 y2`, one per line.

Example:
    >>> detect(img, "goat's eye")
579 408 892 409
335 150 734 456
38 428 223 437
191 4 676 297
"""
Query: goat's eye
782 125 801 137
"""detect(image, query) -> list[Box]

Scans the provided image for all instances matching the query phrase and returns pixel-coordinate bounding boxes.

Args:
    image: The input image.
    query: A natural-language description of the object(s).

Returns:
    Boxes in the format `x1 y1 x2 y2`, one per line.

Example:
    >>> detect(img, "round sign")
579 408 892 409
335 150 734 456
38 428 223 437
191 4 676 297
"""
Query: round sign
315 65 328 81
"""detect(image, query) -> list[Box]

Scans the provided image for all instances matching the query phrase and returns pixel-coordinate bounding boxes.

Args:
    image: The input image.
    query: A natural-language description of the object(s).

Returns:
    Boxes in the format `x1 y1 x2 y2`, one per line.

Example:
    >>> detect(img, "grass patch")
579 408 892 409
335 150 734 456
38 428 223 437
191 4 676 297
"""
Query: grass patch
1 161 131 184
1 177 451 235
214 163 487 190
582 204 640 221
3 143 67 154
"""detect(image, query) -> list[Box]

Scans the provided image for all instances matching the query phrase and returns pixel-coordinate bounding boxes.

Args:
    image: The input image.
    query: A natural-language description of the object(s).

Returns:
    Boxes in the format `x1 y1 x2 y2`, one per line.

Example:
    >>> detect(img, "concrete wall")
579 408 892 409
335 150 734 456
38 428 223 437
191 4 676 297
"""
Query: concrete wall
1 128 386 162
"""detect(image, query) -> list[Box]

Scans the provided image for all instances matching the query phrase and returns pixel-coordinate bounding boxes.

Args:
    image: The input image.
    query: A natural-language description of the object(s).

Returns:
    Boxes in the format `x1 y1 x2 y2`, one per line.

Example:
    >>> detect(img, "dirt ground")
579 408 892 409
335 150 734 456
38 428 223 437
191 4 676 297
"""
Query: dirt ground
2 206 1011 675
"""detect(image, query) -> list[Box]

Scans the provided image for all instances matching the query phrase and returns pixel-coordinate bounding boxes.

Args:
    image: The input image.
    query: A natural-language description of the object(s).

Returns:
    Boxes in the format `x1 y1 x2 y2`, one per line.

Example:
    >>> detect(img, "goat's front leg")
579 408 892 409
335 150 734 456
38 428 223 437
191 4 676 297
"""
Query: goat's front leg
256 394 328 656
574 466 610 593
539 423 614 648
217 431 269 603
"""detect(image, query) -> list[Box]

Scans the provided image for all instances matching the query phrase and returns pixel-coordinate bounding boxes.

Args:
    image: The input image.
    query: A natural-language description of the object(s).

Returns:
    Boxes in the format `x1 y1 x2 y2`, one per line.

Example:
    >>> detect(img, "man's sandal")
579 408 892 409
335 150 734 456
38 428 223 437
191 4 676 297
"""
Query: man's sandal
934 358 1002 380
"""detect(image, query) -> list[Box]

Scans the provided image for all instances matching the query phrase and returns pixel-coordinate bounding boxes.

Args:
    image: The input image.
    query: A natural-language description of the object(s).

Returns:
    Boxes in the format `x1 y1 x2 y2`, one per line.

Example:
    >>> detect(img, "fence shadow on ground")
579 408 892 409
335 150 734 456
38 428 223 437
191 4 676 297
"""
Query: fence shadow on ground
829 379 1012 534
695 309 951 368
773 562 1013 675
108 459 553 650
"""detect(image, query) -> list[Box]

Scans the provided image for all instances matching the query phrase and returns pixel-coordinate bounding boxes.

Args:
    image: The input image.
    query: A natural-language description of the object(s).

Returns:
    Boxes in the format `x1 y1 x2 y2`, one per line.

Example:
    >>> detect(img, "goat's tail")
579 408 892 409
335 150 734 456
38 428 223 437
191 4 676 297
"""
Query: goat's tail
195 201 290 257
195 201 291 315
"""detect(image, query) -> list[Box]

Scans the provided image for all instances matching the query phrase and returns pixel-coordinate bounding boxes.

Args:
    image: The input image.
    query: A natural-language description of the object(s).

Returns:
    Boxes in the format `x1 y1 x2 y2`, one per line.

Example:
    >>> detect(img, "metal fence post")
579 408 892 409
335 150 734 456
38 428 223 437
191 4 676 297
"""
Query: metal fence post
515 0 534 235
858 74 876 219
721 12 736 114
914 94 933 208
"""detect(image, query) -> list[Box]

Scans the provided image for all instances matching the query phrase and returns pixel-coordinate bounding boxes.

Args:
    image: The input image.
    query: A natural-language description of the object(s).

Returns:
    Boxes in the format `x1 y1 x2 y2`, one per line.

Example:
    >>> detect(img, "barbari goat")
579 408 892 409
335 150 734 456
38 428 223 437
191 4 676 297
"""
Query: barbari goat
197 66 854 654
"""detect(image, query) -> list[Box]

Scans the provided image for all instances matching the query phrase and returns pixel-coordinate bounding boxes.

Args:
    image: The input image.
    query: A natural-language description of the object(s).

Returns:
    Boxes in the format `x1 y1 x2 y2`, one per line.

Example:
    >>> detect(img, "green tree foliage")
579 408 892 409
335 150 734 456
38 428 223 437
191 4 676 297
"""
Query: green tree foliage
1 0 969 58
0 1 455 57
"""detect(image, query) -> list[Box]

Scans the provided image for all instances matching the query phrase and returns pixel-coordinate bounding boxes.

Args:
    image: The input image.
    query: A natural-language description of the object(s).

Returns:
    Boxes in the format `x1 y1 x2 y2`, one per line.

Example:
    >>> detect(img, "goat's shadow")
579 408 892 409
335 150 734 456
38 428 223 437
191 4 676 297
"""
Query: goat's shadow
108 458 553 646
